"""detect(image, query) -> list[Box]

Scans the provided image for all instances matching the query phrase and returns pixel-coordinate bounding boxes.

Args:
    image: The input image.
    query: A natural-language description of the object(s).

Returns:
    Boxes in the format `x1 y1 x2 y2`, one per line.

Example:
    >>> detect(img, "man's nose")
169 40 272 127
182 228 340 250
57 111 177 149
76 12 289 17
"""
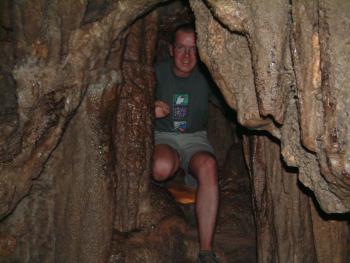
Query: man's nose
184 48 191 55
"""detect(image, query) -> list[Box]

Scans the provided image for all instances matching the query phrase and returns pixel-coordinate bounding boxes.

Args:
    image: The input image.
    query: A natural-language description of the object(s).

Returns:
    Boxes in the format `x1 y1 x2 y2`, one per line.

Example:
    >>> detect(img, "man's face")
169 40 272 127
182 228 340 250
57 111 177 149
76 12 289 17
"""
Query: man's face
170 30 197 78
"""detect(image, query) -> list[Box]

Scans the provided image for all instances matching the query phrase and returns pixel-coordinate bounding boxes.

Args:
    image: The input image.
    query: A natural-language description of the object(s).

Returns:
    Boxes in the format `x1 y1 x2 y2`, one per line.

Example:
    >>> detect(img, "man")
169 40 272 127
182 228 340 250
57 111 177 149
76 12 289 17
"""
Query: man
153 24 220 263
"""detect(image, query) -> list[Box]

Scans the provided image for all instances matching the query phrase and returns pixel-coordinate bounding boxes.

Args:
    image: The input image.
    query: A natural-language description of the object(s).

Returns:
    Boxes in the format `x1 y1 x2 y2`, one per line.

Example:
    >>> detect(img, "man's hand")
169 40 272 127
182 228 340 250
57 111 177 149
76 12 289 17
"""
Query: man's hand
155 100 170 118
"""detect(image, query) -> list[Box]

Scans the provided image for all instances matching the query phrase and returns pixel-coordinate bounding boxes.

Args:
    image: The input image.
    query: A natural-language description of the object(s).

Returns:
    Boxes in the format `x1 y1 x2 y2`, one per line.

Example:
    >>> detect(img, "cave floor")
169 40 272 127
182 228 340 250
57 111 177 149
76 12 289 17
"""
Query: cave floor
110 172 256 263
177 199 256 263
185 228 256 263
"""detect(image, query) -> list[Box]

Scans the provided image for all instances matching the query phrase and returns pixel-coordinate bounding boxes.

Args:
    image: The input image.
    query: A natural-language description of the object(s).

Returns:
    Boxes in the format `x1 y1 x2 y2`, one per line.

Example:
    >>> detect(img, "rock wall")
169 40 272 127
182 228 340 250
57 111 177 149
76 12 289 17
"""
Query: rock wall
190 0 349 262
113 9 157 233
190 0 350 214
0 0 349 262
0 0 165 261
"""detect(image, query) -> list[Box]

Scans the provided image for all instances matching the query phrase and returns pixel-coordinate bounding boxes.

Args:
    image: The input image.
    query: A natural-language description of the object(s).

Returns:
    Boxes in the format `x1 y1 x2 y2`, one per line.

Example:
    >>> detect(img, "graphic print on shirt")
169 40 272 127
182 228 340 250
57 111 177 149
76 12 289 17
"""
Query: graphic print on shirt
173 93 189 132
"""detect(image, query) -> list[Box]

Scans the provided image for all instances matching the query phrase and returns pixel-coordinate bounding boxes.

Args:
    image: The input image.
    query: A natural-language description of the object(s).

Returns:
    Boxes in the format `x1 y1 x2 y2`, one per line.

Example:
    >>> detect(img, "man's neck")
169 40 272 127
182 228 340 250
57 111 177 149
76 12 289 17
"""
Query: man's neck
171 66 195 78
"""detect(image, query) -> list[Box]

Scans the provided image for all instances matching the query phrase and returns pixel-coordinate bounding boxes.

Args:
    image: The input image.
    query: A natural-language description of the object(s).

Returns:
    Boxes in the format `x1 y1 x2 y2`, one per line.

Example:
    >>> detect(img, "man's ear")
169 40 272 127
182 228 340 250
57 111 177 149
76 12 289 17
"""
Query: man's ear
169 44 173 57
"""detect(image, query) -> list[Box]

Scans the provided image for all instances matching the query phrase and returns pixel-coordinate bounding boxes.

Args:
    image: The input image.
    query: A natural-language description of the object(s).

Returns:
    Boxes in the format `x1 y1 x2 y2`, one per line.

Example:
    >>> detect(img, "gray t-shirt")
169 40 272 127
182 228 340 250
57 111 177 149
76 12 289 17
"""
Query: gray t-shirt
155 59 210 133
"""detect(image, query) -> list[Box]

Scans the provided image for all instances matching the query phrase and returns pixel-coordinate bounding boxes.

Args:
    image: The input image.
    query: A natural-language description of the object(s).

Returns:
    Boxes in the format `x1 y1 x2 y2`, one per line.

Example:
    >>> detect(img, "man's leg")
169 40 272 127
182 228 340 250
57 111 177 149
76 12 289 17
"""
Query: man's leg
153 144 180 181
189 151 219 251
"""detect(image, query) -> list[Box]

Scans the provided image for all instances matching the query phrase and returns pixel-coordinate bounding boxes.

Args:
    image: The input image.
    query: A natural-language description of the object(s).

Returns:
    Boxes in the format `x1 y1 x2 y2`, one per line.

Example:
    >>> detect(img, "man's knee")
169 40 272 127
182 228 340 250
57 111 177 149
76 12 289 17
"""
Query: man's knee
153 158 174 181
152 145 179 181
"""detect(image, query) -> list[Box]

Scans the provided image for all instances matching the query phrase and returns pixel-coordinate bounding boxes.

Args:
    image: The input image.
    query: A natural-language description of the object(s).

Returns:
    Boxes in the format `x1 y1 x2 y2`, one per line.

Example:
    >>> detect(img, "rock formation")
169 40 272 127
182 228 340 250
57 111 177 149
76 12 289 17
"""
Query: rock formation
0 0 349 262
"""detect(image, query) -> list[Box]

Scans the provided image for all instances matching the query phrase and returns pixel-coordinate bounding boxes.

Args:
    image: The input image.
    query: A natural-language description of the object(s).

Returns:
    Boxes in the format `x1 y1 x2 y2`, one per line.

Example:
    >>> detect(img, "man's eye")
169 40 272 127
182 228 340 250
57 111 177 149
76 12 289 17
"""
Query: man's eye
176 45 185 52
175 45 196 54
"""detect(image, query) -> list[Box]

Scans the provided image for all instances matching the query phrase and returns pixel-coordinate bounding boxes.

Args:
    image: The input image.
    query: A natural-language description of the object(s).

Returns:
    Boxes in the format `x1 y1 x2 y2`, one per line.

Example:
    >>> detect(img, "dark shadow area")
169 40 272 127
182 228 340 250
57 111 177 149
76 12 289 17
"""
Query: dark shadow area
298 181 350 221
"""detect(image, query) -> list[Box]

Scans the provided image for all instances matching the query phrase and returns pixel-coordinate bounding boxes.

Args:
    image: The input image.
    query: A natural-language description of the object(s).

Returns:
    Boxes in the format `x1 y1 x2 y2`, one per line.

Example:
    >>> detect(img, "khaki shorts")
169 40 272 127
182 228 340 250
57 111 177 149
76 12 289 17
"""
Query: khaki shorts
155 130 215 187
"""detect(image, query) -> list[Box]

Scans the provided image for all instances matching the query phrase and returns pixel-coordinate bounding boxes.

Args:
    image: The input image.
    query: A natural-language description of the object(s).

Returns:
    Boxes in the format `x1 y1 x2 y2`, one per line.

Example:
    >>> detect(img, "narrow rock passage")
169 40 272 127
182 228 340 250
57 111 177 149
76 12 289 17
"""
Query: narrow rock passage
161 99 257 262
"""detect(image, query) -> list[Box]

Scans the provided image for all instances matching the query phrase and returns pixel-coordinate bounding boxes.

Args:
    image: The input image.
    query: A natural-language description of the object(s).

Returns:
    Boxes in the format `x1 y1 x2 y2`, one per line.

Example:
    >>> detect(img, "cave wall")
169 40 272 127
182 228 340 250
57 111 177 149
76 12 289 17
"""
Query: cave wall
243 134 317 262
191 0 349 262
191 0 350 214
0 0 349 262
0 0 165 261
112 9 157 233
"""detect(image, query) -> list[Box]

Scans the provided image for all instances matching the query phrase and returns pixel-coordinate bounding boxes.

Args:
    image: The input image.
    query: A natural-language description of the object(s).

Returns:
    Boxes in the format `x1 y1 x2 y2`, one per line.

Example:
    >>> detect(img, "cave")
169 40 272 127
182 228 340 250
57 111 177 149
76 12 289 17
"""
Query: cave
0 0 349 262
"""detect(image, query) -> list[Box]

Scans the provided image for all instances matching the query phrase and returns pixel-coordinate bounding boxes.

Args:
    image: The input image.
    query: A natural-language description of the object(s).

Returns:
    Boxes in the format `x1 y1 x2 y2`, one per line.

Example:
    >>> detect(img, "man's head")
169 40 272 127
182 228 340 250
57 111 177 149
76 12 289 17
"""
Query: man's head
169 23 197 78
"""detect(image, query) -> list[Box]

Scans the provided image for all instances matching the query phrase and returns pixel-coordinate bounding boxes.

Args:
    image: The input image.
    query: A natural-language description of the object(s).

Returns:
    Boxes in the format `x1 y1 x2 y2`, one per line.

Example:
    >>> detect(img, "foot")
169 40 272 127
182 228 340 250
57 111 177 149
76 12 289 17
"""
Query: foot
197 250 220 263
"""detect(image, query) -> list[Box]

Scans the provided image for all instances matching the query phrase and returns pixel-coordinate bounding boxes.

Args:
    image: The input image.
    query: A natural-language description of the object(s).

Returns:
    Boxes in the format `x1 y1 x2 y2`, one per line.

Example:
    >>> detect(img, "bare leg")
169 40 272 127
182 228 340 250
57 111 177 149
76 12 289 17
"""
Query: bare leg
153 144 180 181
189 152 219 251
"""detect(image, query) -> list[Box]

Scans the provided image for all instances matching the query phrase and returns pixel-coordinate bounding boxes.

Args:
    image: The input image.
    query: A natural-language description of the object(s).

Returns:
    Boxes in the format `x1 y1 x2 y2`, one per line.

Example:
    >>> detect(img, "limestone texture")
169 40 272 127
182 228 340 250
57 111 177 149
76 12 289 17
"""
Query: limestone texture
0 0 349 262
191 0 350 214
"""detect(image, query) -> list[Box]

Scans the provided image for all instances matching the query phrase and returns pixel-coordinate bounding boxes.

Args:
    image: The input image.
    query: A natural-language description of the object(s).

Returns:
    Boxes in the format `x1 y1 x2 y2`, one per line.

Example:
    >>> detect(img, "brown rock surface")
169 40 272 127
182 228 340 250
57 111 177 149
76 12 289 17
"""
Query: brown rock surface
0 1 168 262
190 0 349 262
191 0 350 214
0 0 349 262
